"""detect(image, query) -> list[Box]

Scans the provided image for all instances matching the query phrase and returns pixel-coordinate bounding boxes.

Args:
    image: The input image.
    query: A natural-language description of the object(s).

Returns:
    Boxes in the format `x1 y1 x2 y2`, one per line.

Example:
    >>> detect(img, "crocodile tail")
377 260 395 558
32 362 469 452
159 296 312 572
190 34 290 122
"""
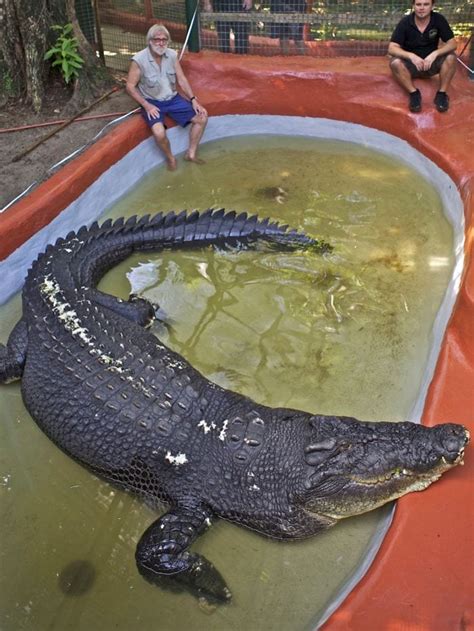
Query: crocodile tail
44 209 331 290
125 208 331 253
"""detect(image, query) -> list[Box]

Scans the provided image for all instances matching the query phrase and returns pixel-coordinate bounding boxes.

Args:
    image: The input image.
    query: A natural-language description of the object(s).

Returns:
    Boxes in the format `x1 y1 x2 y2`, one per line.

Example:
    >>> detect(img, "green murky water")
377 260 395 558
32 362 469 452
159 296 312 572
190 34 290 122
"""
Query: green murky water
0 135 454 630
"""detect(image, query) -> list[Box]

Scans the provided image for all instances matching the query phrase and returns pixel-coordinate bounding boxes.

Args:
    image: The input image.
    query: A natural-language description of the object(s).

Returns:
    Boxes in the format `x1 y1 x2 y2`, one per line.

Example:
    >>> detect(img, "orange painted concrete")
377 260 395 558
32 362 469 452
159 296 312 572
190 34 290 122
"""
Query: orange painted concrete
1 54 473 629
0 119 149 260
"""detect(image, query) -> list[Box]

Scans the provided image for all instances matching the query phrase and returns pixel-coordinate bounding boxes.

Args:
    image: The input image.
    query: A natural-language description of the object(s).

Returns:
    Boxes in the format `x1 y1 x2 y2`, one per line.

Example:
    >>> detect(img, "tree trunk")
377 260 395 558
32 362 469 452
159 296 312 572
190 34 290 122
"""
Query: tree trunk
1 0 50 110
0 0 114 113
63 0 115 116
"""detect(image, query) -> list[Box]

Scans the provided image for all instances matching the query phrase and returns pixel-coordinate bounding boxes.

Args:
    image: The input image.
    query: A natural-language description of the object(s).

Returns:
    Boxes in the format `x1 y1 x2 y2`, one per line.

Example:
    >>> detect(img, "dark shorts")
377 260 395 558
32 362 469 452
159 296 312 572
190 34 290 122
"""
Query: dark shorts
141 94 195 129
400 53 453 79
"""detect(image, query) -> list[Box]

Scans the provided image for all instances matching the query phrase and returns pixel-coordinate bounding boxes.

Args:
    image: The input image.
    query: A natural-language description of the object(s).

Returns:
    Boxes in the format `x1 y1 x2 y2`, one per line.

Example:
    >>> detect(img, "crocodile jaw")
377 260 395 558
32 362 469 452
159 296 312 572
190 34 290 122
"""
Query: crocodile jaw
303 426 469 520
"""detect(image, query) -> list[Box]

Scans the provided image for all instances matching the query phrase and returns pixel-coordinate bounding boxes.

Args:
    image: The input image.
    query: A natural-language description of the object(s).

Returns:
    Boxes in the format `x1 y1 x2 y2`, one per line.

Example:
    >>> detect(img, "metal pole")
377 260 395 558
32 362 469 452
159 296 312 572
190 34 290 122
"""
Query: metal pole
469 31 474 80
184 0 201 53
92 0 106 64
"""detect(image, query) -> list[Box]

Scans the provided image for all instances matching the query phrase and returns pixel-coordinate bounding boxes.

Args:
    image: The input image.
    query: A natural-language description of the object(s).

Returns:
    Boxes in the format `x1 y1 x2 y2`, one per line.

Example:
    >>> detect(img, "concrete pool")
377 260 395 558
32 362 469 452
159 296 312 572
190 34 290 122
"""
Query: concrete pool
0 55 473 630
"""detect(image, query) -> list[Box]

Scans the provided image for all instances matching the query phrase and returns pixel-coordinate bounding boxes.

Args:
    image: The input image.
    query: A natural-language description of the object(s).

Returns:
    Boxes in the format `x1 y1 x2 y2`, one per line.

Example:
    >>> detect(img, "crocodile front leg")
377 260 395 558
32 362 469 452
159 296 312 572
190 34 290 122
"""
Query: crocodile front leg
136 503 231 604
0 319 28 383
88 289 158 328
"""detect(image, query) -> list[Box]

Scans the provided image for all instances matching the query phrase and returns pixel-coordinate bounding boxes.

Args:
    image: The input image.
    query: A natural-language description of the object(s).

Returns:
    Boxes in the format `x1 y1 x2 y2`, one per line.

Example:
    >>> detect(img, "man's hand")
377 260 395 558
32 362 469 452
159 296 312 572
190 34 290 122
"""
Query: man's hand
422 51 438 71
144 102 161 120
408 53 425 71
242 0 252 9
191 99 207 119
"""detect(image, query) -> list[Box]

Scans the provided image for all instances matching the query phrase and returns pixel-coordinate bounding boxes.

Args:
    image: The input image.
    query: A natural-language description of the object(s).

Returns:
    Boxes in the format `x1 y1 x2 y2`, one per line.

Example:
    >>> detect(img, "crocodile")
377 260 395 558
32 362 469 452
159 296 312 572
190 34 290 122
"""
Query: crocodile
0 209 469 603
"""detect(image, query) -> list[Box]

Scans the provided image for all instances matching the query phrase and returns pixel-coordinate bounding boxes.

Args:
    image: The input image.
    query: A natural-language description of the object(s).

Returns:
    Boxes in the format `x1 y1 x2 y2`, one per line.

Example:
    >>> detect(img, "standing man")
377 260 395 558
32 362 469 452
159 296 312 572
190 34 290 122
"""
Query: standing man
269 0 307 56
203 0 252 55
126 25 208 170
388 0 457 113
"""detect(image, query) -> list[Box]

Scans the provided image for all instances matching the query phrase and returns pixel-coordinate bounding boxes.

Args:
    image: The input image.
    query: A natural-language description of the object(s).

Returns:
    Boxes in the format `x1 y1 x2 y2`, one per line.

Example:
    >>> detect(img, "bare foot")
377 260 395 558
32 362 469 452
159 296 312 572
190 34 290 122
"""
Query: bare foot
184 153 205 165
166 156 177 171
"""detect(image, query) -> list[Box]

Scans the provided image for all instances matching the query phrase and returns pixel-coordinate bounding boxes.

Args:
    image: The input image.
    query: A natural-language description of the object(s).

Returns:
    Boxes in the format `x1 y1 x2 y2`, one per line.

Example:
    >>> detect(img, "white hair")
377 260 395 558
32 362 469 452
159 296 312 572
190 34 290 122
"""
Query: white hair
146 24 171 44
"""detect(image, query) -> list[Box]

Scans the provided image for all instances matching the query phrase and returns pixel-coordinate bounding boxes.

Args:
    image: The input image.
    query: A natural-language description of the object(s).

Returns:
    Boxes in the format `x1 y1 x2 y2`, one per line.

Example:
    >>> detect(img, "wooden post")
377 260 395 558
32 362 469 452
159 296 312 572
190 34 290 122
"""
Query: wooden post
144 0 153 22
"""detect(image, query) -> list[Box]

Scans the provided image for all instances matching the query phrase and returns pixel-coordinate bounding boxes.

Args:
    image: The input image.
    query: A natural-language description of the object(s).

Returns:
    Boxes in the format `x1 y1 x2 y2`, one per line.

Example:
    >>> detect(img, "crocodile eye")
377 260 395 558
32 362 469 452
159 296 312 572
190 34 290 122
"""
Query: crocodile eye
304 438 338 466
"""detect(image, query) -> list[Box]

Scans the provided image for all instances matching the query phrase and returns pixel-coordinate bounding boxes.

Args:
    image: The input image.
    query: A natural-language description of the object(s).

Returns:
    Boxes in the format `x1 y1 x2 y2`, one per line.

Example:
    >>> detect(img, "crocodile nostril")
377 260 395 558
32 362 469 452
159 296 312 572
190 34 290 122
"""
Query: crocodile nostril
444 436 463 454
435 425 469 457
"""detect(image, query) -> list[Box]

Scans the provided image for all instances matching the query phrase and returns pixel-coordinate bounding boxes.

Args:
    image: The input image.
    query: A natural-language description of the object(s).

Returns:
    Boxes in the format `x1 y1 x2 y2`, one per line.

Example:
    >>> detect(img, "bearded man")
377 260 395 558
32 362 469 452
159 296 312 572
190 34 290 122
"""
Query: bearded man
126 25 208 170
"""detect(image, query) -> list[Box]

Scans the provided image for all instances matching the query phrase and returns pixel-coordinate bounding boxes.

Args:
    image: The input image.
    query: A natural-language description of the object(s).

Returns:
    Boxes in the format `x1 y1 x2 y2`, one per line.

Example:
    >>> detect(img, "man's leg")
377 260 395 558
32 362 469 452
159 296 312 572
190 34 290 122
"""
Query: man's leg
234 22 249 54
295 38 305 55
438 53 457 92
184 113 208 163
280 38 289 55
151 122 177 171
389 57 422 112
432 54 457 112
389 57 417 93
216 21 231 53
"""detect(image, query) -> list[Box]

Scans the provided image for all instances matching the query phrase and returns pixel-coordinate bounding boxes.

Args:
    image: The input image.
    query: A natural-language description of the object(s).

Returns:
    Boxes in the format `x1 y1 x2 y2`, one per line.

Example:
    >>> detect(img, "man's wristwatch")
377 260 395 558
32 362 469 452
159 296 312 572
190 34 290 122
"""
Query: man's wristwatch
190 96 196 102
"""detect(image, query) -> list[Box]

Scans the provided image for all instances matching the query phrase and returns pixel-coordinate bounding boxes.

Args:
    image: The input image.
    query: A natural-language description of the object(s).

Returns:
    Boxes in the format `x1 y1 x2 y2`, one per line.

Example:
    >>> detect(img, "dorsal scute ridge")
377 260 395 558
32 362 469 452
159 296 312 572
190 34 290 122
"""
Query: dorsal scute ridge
175 210 188 223
122 216 138 235
163 212 177 228
101 218 113 230
58 209 308 251
235 211 249 223
244 213 259 230
112 217 125 233
134 214 151 230
76 225 89 239
186 210 200 224
43 210 318 272
150 211 164 226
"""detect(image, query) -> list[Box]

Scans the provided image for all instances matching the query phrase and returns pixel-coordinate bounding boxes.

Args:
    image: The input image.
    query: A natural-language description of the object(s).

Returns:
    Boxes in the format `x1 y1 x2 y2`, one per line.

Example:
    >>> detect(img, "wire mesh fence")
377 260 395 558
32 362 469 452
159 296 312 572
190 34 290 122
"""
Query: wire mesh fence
76 0 473 72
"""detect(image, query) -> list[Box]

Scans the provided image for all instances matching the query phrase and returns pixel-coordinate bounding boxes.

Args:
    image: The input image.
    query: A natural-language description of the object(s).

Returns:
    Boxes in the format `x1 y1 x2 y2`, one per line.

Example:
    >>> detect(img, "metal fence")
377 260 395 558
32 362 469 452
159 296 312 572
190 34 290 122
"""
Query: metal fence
75 0 473 72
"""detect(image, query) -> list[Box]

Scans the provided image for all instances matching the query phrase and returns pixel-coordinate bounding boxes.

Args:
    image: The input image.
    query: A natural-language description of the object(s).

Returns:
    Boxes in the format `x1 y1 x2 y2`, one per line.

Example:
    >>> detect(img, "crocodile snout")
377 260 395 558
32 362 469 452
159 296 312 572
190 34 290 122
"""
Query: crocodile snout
435 424 469 463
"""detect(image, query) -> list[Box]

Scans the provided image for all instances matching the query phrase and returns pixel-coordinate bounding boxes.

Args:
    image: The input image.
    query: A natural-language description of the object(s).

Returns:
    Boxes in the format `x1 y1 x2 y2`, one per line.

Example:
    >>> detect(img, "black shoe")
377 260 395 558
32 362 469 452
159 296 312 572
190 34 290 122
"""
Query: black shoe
434 91 449 112
409 89 422 113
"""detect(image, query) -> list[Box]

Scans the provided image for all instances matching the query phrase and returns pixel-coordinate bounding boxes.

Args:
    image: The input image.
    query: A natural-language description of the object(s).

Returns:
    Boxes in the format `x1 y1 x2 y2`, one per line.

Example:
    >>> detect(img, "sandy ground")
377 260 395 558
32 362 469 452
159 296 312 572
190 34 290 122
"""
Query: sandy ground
0 82 138 211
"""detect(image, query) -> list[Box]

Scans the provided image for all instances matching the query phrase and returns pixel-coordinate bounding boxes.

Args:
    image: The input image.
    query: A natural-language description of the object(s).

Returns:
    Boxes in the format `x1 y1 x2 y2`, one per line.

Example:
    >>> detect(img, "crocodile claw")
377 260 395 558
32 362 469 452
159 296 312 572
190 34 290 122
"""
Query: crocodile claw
139 553 232 604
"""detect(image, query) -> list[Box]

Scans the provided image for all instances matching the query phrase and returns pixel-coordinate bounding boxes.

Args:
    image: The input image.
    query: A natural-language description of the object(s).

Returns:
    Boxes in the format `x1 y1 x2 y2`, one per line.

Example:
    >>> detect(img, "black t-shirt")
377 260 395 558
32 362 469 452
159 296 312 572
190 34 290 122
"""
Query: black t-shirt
390 12 454 58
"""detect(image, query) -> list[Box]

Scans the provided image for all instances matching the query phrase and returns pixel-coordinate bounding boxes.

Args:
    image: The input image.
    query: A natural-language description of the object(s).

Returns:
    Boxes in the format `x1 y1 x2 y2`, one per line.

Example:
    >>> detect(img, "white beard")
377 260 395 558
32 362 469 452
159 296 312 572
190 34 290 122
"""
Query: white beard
150 44 166 57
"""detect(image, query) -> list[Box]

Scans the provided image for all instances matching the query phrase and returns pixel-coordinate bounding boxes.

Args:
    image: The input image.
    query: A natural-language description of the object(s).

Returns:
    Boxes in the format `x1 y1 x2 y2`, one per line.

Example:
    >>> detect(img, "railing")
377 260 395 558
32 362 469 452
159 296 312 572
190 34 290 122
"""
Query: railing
75 1 473 71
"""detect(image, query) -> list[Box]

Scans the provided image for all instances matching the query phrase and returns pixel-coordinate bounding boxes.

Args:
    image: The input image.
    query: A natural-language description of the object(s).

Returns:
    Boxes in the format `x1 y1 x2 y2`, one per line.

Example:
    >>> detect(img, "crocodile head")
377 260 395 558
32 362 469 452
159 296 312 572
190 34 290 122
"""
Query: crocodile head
301 416 469 520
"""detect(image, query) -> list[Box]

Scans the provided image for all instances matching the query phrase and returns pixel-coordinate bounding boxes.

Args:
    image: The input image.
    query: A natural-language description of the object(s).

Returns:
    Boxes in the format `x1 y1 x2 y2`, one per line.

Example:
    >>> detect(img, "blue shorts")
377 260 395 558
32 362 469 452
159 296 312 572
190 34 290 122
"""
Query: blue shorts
141 94 195 129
